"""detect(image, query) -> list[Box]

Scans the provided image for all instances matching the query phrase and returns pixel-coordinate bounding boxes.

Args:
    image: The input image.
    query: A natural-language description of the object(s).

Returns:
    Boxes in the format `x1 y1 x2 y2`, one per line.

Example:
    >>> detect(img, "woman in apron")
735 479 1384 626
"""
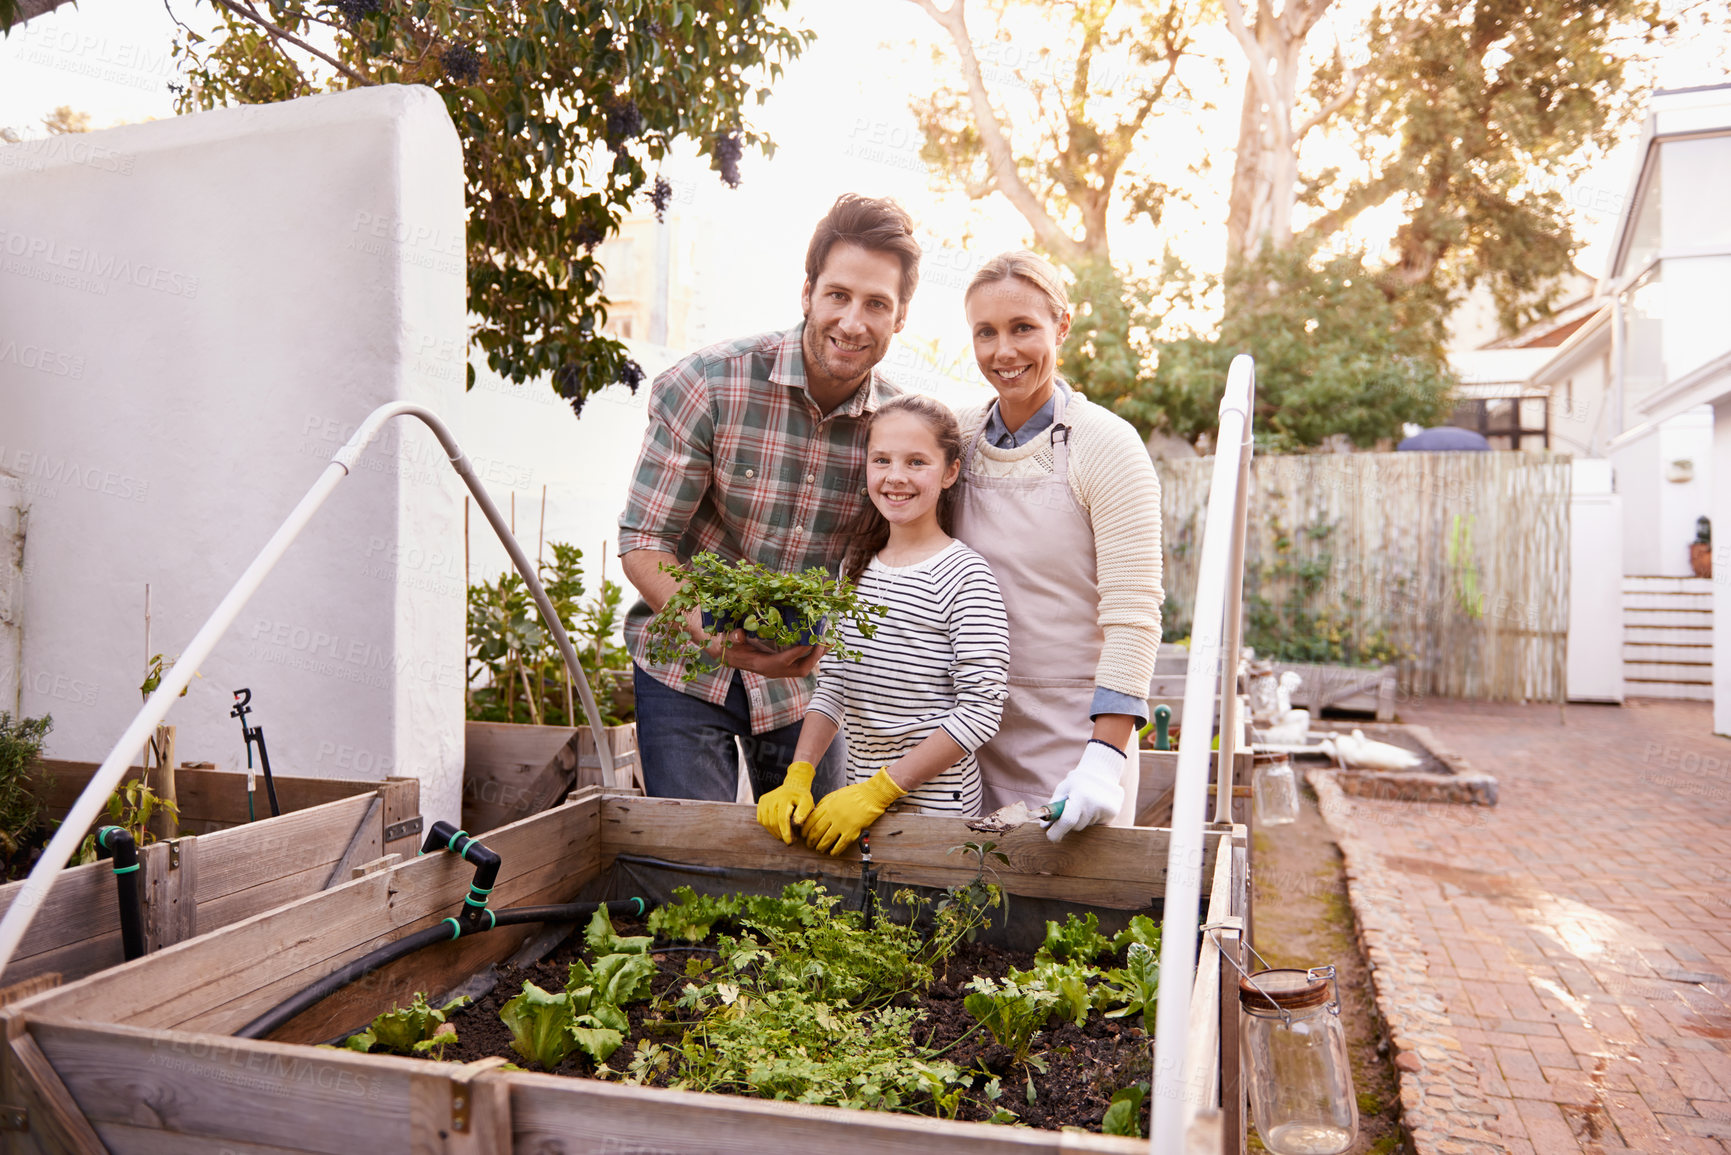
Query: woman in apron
953 250 1164 840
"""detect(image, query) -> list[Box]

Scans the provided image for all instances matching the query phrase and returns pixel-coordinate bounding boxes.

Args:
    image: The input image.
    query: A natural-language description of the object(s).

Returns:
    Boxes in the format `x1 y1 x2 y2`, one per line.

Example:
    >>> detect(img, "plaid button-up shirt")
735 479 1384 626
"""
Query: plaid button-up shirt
618 323 902 732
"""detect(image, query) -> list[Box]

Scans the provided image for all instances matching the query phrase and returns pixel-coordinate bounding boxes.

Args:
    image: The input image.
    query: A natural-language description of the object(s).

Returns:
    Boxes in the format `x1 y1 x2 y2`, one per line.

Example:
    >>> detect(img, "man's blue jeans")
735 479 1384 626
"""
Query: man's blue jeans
633 664 844 802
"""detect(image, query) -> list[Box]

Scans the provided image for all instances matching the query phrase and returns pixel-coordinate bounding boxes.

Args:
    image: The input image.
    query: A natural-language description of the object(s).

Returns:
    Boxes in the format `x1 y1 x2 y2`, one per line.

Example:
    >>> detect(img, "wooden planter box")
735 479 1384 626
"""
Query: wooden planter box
0 767 420 994
462 722 641 835
0 791 1249 1154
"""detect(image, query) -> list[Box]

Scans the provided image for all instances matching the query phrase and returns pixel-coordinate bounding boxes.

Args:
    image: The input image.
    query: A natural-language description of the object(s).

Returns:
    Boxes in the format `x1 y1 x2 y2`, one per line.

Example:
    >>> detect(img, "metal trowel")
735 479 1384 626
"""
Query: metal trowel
965 797 1066 835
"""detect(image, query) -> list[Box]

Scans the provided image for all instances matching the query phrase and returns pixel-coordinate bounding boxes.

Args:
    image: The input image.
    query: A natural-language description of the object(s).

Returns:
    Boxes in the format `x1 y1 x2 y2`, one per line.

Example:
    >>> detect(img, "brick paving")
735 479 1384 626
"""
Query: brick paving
1314 698 1731 1155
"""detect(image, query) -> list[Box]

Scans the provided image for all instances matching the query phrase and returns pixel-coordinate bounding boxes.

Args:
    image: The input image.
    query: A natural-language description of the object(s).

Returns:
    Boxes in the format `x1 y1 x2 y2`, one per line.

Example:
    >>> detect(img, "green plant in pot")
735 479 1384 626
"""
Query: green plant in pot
645 552 886 678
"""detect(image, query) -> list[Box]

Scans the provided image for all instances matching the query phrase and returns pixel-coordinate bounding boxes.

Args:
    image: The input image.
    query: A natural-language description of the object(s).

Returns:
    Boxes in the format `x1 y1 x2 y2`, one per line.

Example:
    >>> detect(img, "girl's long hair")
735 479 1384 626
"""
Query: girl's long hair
840 393 965 581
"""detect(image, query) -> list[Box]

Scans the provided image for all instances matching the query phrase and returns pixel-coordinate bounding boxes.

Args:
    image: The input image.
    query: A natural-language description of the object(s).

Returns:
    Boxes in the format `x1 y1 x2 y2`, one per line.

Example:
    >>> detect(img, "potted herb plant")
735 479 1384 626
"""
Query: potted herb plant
645 552 886 677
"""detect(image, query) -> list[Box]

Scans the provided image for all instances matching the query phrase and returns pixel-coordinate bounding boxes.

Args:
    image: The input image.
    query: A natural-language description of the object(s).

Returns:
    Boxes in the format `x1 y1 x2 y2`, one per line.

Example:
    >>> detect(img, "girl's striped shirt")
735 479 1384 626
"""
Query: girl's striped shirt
807 540 1010 815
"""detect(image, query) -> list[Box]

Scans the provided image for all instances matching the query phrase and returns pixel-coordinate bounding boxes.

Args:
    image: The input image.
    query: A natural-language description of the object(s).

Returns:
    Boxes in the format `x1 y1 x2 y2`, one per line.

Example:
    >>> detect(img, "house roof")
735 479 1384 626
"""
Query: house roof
1447 348 1559 395
1604 84 1731 285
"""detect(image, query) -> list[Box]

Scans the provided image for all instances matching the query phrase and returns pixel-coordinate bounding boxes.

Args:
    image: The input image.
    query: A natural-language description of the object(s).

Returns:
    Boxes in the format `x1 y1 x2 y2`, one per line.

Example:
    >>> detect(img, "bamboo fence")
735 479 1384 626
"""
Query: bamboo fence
1157 452 1571 703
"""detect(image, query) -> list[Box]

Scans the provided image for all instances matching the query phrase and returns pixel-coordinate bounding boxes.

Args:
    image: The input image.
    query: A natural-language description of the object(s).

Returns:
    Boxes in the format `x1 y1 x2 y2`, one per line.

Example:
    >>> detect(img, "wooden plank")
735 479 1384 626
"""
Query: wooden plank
92 1122 312 1155
349 855 400 880
31 1018 418 1155
464 724 635 834
321 796 383 890
1178 824 1239 1144
28 763 387 830
0 975 60 1011
7 1032 106 1155
0 858 125 986
377 778 421 861
507 1069 1147 1154
16 796 604 1035
139 839 194 954
186 796 374 904
599 796 1213 907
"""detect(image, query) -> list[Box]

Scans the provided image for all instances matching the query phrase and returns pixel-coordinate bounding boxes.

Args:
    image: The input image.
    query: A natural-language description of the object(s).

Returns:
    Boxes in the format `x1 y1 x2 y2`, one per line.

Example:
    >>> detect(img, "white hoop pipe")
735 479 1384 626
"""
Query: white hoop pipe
1150 354 1256 1153
0 402 613 981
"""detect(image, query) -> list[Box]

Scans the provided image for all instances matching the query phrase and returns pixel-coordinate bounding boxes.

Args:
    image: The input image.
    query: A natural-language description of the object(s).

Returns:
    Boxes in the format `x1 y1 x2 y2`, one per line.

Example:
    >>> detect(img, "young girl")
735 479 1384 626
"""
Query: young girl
756 393 1011 856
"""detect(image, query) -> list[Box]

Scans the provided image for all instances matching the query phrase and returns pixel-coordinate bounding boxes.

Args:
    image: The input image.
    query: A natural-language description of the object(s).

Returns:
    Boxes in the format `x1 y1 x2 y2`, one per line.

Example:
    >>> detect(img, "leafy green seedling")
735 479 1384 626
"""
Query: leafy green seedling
1112 913 1162 954
1013 960 1104 1029
585 906 652 956
645 552 886 677
1102 1082 1149 1137
345 992 470 1058
964 976 1058 1065
1104 942 1160 1033
500 981 623 1068
647 886 742 943
1035 912 1114 966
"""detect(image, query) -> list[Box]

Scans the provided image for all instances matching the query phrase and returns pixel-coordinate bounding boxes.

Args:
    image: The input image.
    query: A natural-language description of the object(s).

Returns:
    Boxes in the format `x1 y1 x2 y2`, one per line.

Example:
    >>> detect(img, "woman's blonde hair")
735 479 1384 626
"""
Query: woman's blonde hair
964 250 1070 322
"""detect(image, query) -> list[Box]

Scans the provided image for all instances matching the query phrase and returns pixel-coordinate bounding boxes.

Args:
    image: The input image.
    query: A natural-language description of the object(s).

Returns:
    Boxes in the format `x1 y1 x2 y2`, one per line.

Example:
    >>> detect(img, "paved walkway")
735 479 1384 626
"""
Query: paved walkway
1318 698 1731 1155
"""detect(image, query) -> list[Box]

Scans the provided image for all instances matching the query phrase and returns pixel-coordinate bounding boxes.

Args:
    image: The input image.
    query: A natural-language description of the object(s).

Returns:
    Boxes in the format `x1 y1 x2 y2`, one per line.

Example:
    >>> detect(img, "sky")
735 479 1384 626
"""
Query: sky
2 0 1723 581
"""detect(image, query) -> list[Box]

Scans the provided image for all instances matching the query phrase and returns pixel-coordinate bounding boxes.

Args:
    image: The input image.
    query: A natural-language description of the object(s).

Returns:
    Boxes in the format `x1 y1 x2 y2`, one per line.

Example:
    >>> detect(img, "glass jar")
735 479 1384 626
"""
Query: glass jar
1241 968 1357 1155
1252 753 1299 826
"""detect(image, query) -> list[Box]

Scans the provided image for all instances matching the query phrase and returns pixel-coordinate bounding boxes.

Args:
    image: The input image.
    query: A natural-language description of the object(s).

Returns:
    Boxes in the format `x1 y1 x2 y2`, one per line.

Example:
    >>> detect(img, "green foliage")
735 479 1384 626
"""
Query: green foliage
645 552 886 678
1103 942 1160 1034
170 1 810 412
661 989 968 1113
1237 505 1409 667
466 541 632 726
646 886 742 943
345 992 469 1059
76 780 182 865
1011 959 1105 1030
1112 914 1162 953
584 906 652 957
0 713 51 877
501 981 613 1068
1102 1082 1149 1138
1149 244 1456 450
1035 912 1113 967
963 975 1058 1065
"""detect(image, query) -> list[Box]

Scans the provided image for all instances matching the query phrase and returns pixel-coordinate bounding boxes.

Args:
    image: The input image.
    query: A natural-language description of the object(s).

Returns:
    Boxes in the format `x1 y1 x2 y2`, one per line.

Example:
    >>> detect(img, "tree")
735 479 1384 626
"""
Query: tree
909 0 1691 448
907 0 1210 407
170 0 810 413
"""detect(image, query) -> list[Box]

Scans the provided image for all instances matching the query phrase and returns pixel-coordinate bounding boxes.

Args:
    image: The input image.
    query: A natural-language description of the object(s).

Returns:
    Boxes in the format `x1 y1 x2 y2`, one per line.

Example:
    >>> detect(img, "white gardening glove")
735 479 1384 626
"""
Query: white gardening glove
1045 740 1127 842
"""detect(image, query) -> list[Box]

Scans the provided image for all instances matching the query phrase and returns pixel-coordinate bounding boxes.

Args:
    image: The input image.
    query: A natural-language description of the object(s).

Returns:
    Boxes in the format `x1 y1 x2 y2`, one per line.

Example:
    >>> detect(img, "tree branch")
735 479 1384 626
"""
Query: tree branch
908 0 1085 262
1222 0 1284 132
211 0 372 86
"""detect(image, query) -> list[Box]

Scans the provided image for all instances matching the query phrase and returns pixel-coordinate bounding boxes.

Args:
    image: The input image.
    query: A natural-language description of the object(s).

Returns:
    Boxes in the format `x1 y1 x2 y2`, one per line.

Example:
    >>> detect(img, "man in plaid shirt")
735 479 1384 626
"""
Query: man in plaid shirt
618 195 920 802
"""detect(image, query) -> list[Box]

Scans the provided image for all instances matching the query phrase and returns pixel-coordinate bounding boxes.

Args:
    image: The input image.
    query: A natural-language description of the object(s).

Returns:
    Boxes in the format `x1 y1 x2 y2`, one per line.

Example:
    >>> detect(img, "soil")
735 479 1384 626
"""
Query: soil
440 918 1155 1134
1248 781 1406 1154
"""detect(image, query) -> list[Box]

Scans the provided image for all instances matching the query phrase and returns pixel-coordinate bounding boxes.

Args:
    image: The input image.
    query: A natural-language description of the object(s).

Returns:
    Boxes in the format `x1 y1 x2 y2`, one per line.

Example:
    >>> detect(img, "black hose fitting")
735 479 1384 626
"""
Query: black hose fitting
94 826 146 962
422 821 502 931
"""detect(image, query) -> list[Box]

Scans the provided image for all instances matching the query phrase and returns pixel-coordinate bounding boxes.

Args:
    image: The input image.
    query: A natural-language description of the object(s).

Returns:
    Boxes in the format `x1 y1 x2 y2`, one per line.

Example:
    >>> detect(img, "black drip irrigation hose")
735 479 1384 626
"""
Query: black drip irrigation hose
94 826 145 962
234 820 656 1040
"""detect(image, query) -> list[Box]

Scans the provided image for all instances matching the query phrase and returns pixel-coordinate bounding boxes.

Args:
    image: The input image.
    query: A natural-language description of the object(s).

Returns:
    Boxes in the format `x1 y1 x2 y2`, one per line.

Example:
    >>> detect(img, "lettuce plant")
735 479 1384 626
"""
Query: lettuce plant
345 992 469 1059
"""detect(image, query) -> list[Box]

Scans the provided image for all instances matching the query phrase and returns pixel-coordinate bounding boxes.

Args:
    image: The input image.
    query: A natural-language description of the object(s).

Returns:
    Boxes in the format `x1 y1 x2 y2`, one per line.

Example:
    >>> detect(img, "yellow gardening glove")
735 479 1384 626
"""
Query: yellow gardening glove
756 761 817 845
804 768 906 857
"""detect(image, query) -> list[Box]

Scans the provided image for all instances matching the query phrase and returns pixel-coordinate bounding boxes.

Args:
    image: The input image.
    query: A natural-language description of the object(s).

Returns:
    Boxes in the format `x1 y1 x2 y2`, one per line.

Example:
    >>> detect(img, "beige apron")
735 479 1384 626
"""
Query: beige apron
955 392 1138 821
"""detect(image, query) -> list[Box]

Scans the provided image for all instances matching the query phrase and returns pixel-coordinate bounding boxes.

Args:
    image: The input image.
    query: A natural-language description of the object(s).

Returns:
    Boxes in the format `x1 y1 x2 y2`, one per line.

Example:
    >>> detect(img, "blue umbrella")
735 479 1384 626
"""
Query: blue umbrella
1398 427 1491 451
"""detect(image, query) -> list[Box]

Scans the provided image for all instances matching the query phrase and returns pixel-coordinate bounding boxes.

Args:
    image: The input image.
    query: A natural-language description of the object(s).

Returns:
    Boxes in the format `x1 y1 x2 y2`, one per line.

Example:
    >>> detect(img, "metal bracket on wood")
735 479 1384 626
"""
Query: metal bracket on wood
168 840 181 870
0 1105 26 1131
384 816 423 842
449 1084 470 1133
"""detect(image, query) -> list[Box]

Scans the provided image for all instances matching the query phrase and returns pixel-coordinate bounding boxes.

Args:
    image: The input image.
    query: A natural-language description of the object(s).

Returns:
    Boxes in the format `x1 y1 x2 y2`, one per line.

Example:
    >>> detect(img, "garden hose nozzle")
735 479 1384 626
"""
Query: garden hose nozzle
422 820 502 932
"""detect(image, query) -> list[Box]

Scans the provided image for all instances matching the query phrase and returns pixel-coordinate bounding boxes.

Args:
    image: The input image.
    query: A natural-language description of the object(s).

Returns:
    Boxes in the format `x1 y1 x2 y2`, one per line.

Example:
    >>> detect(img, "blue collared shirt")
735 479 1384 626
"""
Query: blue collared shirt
977 383 1147 726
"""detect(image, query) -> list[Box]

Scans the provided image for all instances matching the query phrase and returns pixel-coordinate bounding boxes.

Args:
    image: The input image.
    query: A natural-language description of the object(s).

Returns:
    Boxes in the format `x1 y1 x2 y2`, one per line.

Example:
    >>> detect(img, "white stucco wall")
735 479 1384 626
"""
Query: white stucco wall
0 85 468 823
1612 409 1713 577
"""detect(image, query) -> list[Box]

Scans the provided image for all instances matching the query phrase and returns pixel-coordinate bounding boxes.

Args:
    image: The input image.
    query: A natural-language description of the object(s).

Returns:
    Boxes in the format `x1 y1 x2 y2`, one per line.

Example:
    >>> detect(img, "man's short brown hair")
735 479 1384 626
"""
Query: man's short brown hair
805 194 921 306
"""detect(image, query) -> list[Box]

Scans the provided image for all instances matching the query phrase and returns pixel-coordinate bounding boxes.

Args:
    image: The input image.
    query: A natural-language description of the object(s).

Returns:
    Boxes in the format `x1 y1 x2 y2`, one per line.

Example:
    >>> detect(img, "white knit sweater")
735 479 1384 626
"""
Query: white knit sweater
956 392 1164 700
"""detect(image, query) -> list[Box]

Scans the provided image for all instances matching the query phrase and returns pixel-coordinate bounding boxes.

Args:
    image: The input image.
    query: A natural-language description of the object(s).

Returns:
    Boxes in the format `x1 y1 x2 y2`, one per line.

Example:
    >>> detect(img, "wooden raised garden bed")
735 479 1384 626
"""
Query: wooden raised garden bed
462 722 640 835
0 765 420 992
0 790 1248 1153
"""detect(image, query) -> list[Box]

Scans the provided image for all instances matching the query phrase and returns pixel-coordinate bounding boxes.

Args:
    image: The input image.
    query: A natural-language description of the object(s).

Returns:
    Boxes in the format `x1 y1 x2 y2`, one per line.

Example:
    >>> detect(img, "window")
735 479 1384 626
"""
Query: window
1448 396 1550 450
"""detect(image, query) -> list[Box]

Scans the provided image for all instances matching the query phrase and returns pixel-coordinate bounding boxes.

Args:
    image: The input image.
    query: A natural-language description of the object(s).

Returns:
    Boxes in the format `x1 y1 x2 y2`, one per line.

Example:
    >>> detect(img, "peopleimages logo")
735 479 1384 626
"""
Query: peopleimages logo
0 340 85 379
0 228 199 298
